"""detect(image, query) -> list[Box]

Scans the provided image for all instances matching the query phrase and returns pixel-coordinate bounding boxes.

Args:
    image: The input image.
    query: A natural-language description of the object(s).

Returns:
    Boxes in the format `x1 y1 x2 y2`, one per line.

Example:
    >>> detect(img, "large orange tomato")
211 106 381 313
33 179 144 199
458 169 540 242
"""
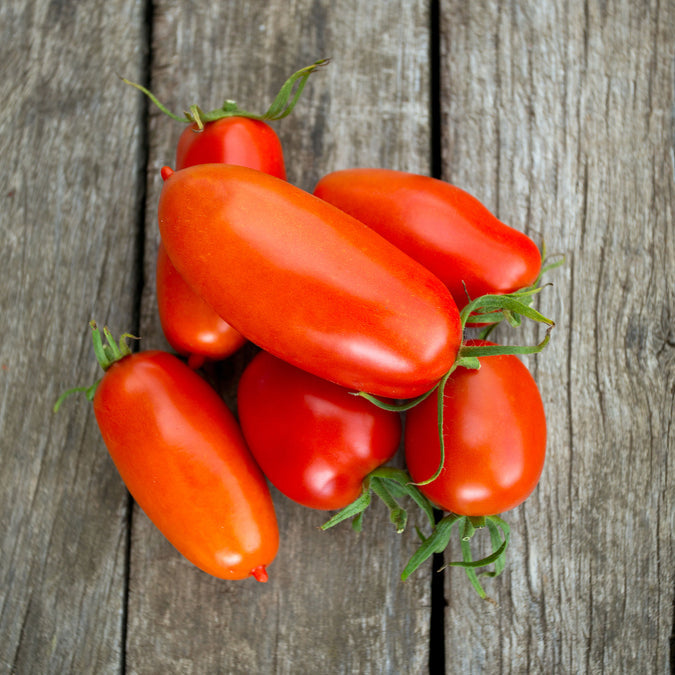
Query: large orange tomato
158 164 462 399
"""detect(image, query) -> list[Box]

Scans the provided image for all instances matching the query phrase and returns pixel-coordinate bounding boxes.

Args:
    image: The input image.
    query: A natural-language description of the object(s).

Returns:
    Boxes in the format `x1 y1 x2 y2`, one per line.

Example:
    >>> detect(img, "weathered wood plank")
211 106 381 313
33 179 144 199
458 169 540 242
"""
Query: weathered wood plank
129 1 434 673
440 0 674 672
0 0 147 673
3 0 672 672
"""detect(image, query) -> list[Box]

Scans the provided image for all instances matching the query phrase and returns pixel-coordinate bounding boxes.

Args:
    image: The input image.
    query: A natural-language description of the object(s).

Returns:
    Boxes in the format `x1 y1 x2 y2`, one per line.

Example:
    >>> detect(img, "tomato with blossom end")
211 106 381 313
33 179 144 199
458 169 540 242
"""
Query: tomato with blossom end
404 341 546 516
237 350 402 510
91 340 278 581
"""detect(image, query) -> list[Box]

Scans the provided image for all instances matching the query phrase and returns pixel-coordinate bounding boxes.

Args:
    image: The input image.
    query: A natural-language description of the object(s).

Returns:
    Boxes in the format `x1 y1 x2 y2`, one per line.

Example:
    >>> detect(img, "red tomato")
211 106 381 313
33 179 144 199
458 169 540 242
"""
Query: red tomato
156 241 246 369
313 169 542 309
237 350 402 510
175 117 287 177
158 164 462 399
404 341 546 516
93 347 278 581
157 119 287 366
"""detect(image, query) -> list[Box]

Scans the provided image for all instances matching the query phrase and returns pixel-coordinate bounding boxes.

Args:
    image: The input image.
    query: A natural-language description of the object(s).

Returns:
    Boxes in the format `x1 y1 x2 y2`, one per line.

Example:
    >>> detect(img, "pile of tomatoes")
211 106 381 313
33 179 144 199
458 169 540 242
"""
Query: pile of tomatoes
59 62 559 597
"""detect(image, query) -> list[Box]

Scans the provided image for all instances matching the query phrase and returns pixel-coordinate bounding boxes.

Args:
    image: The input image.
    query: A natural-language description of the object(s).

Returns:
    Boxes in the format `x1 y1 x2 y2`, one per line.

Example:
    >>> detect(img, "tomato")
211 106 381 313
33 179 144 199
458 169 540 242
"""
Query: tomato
404 341 546 516
157 119 287 366
175 116 287 177
158 164 461 399
156 241 246 369
88 328 278 581
313 168 542 310
237 350 402 510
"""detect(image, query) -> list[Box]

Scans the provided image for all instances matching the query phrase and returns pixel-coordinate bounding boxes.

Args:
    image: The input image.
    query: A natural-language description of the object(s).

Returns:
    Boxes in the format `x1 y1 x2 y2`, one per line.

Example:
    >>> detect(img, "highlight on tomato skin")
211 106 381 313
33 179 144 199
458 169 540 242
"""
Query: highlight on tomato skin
313 168 542 310
237 350 402 511
92 347 279 581
157 163 462 399
404 342 547 517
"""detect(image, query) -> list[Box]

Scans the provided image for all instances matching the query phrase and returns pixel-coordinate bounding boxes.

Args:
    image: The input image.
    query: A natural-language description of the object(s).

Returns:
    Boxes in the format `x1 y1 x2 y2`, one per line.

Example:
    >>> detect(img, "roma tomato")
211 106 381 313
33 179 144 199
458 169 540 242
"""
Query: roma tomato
158 119 286 366
86 325 278 581
158 164 461 399
156 241 246 369
237 350 402 510
404 341 546 516
176 116 287 177
313 169 542 309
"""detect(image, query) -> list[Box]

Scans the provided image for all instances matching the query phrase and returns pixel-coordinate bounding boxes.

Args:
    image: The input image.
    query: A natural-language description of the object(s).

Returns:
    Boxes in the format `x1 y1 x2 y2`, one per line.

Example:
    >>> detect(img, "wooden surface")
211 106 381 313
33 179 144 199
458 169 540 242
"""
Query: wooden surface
1 0 672 673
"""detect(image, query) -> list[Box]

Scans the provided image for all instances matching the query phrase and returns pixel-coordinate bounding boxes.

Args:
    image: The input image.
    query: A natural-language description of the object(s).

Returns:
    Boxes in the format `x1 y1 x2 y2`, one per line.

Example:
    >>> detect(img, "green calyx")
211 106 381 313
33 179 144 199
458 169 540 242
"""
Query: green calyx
320 467 436 535
89 320 137 370
470 245 565 339
122 59 329 130
53 321 138 412
401 513 510 599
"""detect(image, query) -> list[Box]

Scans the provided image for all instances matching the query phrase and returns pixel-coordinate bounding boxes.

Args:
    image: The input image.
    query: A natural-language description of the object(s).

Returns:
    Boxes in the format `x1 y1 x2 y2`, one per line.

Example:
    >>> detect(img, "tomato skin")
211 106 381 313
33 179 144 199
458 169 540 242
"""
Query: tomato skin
158 164 462 399
176 117 287 178
404 342 546 516
156 241 246 367
157 118 286 365
313 169 542 309
93 350 278 580
237 351 402 510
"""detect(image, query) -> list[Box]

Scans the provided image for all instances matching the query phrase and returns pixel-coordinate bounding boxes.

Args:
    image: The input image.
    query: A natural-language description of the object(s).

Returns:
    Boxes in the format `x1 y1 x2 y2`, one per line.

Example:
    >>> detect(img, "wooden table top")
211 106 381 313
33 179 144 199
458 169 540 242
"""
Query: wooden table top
1 1 672 672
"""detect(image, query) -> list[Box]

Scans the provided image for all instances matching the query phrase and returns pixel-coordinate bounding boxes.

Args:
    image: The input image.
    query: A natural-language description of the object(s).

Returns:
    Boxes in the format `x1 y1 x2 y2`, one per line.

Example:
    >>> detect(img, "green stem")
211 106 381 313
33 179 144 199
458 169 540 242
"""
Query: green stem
122 59 329 127
320 466 435 533
53 321 139 412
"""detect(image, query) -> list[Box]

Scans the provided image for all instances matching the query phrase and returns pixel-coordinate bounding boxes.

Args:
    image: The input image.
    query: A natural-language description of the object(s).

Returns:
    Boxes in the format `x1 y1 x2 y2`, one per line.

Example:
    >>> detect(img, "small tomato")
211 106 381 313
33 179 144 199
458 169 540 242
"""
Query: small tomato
237 350 402 510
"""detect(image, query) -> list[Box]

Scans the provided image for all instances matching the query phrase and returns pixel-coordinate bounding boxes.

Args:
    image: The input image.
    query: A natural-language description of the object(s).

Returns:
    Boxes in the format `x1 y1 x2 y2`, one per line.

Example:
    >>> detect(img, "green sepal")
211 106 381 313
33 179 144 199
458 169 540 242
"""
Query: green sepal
401 514 510 599
53 321 139 412
320 466 436 534
320 487 372 531
400 513 461 581
122 59 329 129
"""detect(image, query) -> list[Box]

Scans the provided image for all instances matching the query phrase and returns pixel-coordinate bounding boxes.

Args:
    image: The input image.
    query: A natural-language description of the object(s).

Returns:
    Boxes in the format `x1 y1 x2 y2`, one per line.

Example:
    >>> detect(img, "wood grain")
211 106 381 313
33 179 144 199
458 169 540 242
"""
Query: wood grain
130 1 434 673
440 0 674 672
0 0 146 672
1 0 672 672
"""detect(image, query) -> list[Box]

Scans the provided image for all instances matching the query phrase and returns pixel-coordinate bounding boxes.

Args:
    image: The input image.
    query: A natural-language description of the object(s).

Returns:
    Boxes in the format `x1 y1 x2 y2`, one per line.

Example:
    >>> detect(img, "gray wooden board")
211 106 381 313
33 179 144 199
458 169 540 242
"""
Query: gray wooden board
439 0 674 673
1 0 673 673
130 1 433 674
0 0 147 672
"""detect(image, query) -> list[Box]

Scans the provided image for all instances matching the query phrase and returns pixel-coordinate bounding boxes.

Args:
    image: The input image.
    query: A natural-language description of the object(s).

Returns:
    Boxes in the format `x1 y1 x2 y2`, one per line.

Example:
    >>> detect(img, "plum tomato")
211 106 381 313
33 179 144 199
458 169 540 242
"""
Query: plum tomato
237 350 402 510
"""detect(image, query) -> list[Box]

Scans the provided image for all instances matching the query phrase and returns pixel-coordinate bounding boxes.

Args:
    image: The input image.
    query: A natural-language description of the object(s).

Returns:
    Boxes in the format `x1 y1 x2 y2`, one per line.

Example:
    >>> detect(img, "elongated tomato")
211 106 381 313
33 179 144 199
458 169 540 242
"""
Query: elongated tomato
94 349 278 580
158 164 461 398
313 169 541 308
